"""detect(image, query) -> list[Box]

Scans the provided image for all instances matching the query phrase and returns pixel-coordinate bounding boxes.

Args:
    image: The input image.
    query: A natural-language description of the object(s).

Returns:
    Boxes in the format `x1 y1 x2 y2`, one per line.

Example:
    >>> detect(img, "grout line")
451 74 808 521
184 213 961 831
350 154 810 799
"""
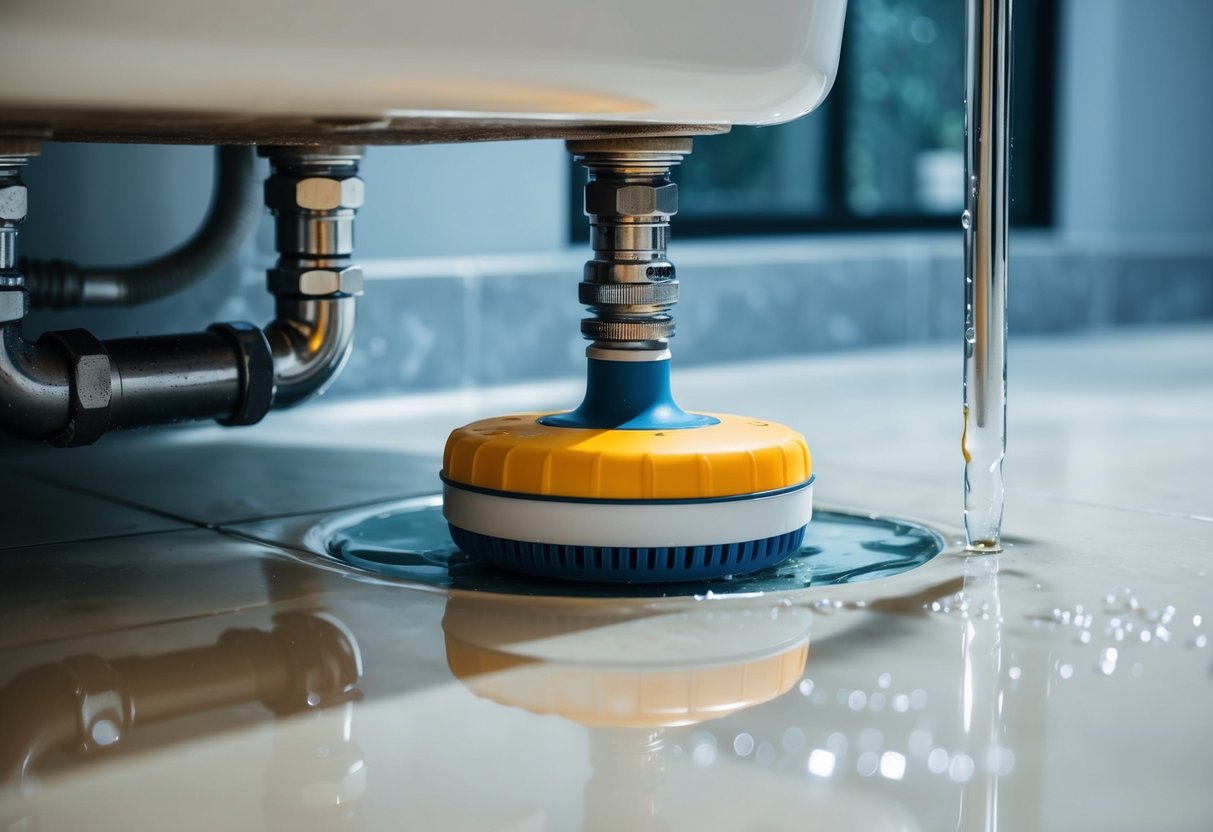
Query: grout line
0 595 284 653
15 469 209 529
0 526 192 554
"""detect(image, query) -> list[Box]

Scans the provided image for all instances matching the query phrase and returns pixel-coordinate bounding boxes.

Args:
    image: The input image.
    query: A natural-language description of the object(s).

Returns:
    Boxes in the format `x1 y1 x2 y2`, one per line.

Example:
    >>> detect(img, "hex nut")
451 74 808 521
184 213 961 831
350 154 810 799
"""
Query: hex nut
61 655 126 752
584 181 677 218
0 184 28 221
36 328 112 447
268 265 363 297
265 176 364 211
0 289 25 323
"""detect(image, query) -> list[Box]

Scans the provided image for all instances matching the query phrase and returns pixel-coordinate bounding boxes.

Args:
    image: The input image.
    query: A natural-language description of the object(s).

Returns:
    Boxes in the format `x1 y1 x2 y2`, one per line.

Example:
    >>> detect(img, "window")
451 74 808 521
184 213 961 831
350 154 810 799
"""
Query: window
570 0 1056 238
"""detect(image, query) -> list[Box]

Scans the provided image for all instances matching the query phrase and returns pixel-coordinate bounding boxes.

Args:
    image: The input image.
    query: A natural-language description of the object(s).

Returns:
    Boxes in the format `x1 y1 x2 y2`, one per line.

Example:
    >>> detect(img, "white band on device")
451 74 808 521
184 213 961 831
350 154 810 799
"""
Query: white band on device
444 483 812 549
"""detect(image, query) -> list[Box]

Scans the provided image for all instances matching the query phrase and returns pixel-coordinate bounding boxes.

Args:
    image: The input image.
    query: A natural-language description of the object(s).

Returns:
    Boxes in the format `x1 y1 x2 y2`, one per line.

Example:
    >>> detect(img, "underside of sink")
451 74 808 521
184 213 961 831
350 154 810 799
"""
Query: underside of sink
0 0 847 144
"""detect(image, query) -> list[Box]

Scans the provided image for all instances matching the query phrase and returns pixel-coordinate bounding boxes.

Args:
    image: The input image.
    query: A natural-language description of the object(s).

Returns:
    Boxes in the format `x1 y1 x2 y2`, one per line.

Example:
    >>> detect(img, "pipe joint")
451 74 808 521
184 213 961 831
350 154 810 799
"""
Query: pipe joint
568 138 690 352
0 144 364 445
36 328 113 447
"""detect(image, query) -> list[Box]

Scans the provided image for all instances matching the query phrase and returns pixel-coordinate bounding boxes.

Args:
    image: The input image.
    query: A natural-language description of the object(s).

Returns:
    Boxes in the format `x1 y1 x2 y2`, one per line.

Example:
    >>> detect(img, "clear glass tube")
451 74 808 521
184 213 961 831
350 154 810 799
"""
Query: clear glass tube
962 0 1012 552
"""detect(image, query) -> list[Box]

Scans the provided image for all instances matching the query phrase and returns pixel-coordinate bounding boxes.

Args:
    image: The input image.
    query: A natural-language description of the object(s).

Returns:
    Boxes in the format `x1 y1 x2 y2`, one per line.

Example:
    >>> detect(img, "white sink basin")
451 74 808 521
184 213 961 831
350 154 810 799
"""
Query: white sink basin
0 0 847 137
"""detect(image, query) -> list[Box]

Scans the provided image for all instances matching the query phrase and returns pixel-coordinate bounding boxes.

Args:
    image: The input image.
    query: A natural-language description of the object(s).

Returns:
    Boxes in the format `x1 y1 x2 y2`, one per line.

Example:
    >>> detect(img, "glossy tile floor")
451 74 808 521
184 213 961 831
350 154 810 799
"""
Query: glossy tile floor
2 325 1211 831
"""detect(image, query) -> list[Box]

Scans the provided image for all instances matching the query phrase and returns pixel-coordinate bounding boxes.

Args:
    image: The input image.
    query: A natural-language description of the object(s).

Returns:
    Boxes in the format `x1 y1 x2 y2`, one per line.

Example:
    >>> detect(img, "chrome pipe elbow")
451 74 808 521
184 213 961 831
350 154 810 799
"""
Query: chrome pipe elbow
267 296 357 408
0 143 365 445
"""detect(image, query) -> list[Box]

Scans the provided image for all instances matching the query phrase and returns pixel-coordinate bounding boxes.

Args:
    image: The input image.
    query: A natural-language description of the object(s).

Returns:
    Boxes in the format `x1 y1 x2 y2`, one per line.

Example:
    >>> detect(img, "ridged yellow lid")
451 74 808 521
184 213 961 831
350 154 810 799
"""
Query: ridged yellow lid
442 413 812 500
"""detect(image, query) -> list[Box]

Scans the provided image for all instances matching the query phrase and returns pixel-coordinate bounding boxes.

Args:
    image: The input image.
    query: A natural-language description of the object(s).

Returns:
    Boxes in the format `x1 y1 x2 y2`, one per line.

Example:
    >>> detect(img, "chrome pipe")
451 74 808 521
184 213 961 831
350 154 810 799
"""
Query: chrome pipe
104 332 245 429
266 296 357 408
568 137 691 352
0 144 364 446
962 0 1012 550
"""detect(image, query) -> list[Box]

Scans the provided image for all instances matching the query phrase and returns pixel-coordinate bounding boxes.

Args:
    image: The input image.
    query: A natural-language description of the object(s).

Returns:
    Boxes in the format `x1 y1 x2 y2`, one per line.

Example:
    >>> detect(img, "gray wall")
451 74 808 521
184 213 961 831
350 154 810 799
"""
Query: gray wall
1057 0 1213 236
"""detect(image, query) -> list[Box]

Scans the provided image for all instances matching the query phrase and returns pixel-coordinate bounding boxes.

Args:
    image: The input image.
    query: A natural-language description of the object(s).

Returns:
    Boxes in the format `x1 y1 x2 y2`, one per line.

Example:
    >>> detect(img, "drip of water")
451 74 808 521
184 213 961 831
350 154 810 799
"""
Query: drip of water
962 0 1012 552
324 502 943 599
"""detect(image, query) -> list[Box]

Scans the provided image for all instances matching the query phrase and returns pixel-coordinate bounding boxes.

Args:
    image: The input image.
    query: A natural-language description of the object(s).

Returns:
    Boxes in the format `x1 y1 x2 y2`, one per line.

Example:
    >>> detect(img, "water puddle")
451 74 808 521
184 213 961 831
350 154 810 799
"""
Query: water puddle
321 497 944 599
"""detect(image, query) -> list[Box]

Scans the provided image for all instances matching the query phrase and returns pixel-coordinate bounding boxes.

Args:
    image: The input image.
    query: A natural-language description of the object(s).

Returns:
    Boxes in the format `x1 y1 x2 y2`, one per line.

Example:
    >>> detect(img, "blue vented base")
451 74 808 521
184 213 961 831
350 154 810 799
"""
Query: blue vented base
448 524 807 584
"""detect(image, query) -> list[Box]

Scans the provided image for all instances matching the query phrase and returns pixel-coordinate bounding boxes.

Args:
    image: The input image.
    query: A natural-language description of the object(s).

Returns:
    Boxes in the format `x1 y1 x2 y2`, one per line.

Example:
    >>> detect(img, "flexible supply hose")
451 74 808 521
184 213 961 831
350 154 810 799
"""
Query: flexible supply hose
20 145 261 308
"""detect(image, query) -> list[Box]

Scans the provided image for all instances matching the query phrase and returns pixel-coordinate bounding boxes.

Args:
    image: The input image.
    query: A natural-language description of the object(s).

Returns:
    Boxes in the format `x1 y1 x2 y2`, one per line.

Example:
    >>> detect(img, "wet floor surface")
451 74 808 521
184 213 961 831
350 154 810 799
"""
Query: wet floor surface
1 327 1211 831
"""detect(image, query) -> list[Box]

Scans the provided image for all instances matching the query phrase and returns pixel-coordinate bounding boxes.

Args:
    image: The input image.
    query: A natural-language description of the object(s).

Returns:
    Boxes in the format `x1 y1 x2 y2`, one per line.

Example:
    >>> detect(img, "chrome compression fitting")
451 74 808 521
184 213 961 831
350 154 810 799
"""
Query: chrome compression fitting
0 143 34 289
260 146 363 408
0 142 365 446
568 138 691 352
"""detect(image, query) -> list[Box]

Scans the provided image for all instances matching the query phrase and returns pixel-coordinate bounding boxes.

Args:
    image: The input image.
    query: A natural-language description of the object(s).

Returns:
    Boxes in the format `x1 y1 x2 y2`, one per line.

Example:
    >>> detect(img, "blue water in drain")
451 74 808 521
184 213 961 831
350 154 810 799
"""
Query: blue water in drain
326 500 944 598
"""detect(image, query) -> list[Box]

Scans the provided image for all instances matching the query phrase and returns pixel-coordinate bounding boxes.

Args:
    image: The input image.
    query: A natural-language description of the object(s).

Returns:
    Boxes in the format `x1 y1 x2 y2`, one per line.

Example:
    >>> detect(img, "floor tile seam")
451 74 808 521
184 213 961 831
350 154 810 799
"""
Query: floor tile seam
0 598 284 653
16 469 208 529
0 526 194 554
20 468 437 530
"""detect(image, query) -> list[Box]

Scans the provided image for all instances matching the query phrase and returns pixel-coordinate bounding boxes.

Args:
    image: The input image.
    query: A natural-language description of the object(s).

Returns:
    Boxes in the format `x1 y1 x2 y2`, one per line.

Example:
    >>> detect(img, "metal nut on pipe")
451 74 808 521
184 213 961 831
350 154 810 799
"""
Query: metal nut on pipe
569 138 690 352
35 328 112 447
0 184 28 221
267 265 363 298
584 181 678 219
0 289 24 323
264 175 365 212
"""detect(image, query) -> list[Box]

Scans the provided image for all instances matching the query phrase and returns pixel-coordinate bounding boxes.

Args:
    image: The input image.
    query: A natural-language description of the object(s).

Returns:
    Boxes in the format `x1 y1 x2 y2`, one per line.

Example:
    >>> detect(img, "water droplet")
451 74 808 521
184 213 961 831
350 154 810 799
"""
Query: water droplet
948 752 976 783
691 732 718 767
877 672 892 689
91 719 120 747
857 751 880 777
961 210 972 230
798 679 815 696
927 748 950 774
1059 664 1074 680
965 327 976 344
733 733 755 757
988 746 1016 776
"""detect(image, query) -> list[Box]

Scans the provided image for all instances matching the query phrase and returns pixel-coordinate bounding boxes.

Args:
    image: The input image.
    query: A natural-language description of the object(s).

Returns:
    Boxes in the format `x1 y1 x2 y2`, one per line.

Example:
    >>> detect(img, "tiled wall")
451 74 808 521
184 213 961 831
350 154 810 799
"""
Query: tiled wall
24 233 1213 400
330 234 1213 397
